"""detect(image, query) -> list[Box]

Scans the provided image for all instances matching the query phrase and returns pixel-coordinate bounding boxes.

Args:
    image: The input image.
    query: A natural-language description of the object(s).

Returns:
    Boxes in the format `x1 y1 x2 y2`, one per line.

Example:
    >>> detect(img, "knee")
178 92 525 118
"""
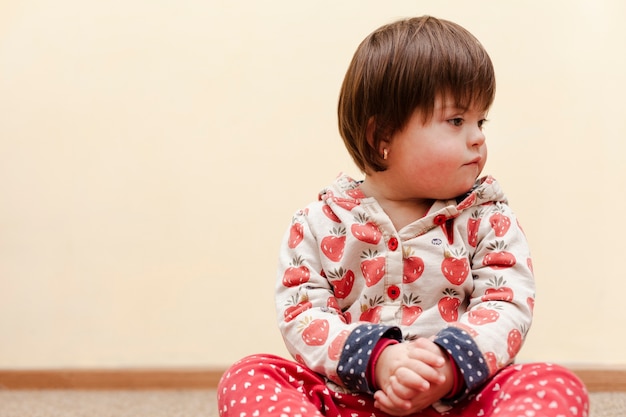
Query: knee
493 363 589 417
218 354 281 389
514 362 589 402
533 363 587 392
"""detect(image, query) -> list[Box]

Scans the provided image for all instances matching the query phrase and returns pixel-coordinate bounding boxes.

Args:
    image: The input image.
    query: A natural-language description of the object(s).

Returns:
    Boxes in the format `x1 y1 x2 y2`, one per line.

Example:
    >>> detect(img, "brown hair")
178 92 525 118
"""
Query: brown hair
337 16 496 173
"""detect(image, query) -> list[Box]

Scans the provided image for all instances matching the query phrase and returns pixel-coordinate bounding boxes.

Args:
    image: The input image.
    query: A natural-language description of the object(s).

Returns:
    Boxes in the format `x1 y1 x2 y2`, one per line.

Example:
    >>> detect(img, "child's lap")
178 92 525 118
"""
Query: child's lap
218 355 588 417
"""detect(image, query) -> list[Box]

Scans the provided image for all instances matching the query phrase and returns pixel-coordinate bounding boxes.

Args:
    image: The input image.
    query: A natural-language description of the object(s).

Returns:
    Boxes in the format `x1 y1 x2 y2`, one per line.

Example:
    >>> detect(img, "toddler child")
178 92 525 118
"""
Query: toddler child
218 15 588 417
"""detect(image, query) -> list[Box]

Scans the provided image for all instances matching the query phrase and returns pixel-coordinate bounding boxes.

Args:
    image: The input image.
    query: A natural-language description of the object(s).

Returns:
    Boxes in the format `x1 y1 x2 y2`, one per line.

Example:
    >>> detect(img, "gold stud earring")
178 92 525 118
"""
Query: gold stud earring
383 148 389 160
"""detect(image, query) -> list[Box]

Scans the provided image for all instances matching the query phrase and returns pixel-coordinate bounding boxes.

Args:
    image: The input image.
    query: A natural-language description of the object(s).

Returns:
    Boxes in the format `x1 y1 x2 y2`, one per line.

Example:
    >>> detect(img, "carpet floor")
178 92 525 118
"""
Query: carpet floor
0 390 624 416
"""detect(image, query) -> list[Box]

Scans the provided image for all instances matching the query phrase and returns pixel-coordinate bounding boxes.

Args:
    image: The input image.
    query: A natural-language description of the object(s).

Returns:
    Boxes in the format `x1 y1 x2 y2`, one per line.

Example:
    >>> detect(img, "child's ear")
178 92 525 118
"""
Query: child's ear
366 116 391 157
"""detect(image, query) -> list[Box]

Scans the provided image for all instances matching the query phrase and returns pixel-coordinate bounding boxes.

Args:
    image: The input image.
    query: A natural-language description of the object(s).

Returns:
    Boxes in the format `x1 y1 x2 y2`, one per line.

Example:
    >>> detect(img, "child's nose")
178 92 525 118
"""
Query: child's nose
469 127 486 148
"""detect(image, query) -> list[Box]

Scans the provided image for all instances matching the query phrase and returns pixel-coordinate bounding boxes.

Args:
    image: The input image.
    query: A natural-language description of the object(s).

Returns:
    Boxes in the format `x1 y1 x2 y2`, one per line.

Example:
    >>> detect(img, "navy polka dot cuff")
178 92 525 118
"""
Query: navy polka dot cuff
434 326 490 401
336 324 402 393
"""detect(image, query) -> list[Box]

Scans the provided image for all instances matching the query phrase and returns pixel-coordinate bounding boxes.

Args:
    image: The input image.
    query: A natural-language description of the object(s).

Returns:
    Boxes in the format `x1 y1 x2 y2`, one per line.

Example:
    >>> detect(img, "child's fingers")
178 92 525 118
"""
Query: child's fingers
374 386 412 414
407 339 447 368
398 354 446 386
406 347 443 366
413 336 442 352
393 366 438 393
388 373 427 400
374 386 430 417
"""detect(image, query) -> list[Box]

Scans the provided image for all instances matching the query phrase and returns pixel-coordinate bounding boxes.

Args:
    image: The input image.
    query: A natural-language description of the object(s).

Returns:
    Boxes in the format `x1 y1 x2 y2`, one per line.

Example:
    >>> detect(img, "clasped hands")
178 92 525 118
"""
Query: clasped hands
373 338 454 416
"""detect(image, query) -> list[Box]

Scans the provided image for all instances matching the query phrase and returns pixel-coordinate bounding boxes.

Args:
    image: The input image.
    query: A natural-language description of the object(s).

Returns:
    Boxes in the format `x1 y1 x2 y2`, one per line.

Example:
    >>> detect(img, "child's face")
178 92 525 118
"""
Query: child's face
384 96 488 201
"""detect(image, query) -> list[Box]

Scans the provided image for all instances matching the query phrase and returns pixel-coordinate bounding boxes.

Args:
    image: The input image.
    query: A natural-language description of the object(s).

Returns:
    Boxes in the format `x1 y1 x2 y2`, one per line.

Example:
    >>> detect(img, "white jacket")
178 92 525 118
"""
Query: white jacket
275 173 535 401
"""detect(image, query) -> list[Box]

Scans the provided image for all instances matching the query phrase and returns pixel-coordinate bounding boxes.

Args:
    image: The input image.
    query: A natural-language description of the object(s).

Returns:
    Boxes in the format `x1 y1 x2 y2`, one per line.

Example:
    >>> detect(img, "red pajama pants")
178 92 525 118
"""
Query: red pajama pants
218 354 588 417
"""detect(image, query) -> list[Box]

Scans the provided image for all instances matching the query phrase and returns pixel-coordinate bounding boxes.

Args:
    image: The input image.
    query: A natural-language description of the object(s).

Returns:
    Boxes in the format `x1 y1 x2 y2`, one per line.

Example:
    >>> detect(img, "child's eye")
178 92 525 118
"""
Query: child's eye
478 119 488 129
448 118 463 127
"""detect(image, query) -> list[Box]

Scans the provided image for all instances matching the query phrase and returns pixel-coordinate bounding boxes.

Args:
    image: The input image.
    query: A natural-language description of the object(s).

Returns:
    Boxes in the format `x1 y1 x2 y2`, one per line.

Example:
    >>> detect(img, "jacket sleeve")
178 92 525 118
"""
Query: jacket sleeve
275 206 401 393
434 201 535 402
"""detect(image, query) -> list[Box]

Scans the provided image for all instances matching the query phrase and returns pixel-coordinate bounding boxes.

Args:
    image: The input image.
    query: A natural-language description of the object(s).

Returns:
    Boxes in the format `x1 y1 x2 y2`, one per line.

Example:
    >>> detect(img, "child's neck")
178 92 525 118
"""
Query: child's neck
359 178 433 231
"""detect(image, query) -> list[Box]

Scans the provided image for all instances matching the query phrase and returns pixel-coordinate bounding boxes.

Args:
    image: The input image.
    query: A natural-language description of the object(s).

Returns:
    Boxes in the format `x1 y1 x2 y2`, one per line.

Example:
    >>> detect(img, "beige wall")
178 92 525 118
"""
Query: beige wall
1 0 625 369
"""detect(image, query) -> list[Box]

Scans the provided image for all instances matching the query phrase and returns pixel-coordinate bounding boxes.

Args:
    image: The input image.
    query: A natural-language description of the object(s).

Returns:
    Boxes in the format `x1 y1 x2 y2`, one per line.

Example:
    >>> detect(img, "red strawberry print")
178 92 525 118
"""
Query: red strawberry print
452 322 478 337
467 304 501 325
327 297 348 324
331 197 360 211
346 187 366 199
284 293 312 322
482 240 516 269
484 351 498 375
360 249 385 287
398 293 422 325
327 267 355 299
402 247 424 284
441 247 470 285
527 257 534 273
489 203 511 237
400 306 422 326
321 227 346 262
301 318 329 346
328 329 350 360
288 220 304 248
360 306 382 322
482 275 514 302
322 204 341 223
527 296 535 313
438 288 461 322
351 213 382 244
467 209 483 248
507 328 523 357
343 311 352 324
327 296 340 312
360 295 383 322
456 192 476 211
320 188 334 199
282 255 310 287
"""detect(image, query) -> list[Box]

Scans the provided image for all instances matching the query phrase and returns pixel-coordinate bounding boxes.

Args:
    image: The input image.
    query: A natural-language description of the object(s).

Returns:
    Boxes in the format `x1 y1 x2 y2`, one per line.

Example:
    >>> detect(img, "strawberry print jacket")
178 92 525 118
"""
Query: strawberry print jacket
275 173 535 404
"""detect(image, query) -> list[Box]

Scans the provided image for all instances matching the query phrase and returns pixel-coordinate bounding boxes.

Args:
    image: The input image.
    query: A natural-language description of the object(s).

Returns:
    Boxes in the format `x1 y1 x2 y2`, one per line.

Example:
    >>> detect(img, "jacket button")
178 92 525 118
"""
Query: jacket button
388 237 398 251
387 285 400 300
434 214 447 225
